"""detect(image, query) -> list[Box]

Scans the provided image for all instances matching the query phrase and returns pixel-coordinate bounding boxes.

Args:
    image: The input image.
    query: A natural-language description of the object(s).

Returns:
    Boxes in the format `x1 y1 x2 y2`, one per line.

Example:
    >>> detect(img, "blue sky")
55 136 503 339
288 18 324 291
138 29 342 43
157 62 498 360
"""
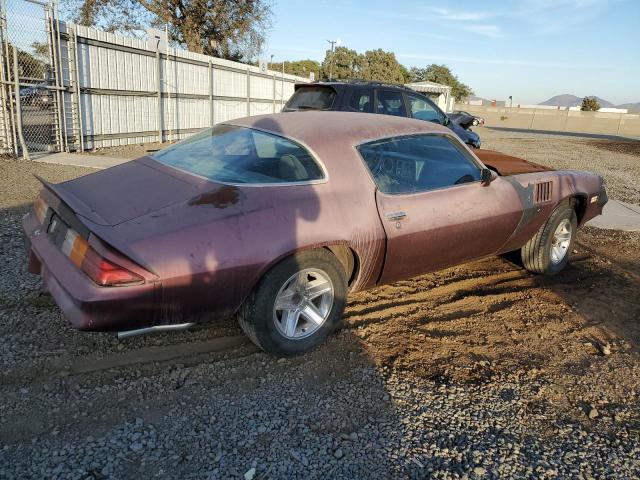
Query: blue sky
265 0 640 105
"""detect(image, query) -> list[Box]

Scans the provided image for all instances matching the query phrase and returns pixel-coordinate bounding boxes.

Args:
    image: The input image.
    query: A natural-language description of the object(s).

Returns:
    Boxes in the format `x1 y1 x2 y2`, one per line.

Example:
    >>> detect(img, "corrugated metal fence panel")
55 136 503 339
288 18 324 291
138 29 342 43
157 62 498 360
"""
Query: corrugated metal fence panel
62 23 309 149
163 97 209 133
251 75 275 100
214 68 248 98
250 102 276 117
213 100 246 124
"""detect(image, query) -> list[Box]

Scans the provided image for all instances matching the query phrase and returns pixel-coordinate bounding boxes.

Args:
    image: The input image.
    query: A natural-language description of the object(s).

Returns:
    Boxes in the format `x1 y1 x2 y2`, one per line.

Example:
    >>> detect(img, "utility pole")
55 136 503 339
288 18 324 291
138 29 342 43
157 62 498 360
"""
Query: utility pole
326 39 336 81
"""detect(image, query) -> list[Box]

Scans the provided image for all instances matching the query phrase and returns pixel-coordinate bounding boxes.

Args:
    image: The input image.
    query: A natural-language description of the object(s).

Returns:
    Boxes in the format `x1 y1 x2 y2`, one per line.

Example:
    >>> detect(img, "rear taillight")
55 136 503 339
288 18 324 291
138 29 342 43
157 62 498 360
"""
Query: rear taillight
60 228 143 286
34 197 47 224
81 248 143 286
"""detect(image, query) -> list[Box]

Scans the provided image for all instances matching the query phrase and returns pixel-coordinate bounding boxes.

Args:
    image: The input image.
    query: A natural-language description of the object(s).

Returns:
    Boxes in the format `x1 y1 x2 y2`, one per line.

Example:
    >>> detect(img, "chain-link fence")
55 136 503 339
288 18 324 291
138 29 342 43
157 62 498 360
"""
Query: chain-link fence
0 2 306 158
0 0 64 157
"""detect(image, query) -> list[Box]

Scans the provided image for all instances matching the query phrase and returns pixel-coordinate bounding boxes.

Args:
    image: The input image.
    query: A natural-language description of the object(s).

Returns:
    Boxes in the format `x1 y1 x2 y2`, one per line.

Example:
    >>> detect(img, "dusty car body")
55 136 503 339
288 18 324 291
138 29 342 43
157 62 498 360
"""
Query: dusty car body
23 112 607 355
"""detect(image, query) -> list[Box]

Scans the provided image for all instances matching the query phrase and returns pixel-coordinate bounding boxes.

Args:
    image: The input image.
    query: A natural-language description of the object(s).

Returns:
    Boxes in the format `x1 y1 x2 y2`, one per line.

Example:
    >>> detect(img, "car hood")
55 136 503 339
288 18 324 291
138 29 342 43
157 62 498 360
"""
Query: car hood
40 157 214 226
475 149 554 176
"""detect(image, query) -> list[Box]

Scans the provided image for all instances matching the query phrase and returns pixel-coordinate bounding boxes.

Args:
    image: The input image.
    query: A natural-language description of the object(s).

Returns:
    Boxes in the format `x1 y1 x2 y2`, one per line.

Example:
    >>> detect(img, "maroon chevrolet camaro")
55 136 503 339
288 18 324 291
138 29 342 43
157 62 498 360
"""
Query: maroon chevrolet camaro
23 112 607 355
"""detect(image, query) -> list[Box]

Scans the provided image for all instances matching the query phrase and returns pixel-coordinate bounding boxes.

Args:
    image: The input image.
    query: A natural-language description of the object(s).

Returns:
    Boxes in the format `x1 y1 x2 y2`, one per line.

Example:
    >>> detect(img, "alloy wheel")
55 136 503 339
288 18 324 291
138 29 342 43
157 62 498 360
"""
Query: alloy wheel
273 268 334 339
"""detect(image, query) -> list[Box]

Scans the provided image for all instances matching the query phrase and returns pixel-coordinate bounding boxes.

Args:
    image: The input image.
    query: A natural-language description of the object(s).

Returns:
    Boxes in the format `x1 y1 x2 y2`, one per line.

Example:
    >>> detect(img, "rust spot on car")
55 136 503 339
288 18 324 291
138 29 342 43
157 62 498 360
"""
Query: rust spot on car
475 149 553 176
188 185 245 208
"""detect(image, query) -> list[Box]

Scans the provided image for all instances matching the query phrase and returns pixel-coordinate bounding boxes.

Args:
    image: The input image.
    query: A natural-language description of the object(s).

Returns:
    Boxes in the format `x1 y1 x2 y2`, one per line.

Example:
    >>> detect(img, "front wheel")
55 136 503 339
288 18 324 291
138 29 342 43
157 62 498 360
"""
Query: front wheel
238 249 347 356
521 205 577 275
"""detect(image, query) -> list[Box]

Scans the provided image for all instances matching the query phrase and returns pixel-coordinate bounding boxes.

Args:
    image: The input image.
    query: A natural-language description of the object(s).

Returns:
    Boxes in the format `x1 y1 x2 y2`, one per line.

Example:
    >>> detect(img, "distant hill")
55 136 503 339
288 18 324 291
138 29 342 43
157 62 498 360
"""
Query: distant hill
464 94 640 112
617 102 640 113
539 94 614 108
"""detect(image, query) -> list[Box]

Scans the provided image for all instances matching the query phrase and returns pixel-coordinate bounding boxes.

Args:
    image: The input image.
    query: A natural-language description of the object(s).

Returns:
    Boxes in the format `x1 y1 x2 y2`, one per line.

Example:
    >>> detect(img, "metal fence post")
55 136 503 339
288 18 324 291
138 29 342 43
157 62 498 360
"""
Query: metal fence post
272 70 276 113
246 68 250 116
616 114 622 136
53 8 67 151
156 48 162 143
12 47 29 159
529 109 536 129
209 60 214 126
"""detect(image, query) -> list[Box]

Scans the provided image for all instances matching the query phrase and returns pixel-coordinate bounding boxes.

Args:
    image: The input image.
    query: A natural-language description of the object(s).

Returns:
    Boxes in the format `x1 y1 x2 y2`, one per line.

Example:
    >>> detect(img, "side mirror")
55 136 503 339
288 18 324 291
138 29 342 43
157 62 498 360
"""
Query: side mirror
480 168 496 186
442 115 450 126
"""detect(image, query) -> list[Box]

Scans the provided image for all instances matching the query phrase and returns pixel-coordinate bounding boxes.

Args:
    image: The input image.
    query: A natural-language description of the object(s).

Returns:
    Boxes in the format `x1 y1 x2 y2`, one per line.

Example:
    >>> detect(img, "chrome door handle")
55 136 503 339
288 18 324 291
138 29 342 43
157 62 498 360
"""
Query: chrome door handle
386 211 407 221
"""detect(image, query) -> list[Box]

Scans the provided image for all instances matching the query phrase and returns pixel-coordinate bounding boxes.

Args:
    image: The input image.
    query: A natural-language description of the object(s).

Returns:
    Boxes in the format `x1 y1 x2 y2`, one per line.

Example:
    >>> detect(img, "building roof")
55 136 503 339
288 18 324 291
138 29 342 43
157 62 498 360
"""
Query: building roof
404 81 451 94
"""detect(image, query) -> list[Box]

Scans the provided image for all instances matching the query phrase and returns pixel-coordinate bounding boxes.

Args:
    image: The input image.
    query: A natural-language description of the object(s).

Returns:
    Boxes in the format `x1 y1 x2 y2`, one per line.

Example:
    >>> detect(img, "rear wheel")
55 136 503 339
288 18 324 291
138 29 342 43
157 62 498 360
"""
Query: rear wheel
238 249 347 356
521 205 577 275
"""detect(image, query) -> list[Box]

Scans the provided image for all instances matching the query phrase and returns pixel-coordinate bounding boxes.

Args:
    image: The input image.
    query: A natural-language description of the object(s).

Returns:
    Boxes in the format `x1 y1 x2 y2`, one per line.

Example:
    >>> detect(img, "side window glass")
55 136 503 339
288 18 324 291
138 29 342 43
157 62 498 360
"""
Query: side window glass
357 135 480 194
375 90 407 117
348 89 373 113
408 94 442 124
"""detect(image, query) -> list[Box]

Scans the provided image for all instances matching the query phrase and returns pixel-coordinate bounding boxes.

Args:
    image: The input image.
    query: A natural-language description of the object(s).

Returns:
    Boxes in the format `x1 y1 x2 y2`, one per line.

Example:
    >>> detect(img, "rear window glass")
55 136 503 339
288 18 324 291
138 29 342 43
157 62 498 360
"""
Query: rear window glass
285 86 336 110
152 125 324 184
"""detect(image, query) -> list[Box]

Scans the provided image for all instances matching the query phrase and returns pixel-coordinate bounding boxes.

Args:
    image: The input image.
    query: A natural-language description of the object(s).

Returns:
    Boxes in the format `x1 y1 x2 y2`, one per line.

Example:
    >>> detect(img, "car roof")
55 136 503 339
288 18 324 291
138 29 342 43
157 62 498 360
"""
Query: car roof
226 111 451 151
295 80 414 92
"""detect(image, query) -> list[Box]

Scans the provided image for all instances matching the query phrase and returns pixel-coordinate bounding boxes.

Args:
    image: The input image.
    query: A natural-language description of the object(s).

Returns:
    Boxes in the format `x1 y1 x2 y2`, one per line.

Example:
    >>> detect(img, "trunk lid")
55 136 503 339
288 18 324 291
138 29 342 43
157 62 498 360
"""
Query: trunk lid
39 158 210 226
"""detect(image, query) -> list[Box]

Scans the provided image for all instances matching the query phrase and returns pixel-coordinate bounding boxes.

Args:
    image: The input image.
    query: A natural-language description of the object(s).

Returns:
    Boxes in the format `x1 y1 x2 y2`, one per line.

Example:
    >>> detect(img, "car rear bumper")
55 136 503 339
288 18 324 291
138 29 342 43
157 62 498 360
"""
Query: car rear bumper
23 212 159 332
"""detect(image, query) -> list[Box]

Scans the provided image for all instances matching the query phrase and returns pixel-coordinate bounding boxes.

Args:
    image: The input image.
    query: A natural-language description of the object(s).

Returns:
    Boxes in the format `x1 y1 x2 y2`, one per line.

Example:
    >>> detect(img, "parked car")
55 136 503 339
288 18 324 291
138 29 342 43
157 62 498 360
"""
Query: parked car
283 81 481 149
19 83 51 107
23 112 607 356
451 110 484 127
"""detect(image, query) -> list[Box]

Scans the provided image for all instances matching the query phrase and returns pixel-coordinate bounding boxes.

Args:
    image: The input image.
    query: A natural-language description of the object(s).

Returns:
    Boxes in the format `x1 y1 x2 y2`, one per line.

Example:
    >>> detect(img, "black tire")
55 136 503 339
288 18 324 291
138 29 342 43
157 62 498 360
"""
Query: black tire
238 249 347 356
521 204 577 275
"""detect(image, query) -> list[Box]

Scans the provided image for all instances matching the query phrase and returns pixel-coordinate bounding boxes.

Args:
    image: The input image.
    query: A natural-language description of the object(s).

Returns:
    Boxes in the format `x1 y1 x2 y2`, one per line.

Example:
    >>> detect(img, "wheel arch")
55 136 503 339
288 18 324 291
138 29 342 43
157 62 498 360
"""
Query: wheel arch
565 193 588 226
243 243 360 309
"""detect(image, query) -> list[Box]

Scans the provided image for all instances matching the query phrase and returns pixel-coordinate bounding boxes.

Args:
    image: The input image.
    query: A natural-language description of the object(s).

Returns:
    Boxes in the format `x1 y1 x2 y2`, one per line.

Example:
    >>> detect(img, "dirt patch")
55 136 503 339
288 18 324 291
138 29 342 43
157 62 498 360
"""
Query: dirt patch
585 139 640 157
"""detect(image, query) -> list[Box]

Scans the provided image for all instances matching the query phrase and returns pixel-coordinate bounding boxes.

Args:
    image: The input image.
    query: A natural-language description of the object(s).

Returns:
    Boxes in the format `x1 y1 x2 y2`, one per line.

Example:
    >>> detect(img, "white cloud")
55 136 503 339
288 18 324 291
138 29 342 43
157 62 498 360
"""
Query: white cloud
430 7 494 22
459 24 504 38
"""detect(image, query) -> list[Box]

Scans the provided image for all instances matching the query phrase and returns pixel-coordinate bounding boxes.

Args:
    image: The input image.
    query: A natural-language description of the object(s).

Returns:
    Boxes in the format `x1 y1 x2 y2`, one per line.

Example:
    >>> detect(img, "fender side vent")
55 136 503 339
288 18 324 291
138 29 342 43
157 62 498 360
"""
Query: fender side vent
534 181 553 204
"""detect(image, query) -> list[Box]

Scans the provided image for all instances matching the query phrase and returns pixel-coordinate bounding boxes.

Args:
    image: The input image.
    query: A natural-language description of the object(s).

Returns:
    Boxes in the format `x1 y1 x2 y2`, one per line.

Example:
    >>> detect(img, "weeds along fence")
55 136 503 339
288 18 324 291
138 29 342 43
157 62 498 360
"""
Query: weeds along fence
0 0 308 157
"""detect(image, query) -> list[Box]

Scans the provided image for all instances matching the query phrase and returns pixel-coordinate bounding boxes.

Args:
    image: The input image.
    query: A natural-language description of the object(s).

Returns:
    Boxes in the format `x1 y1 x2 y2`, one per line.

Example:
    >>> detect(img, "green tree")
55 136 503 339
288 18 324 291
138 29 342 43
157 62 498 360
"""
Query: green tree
320 46 360 80
64 0 272 62
409 64 473 101
270 60 320 79
581 96 600 111
319 46 410 83
359 49 407 83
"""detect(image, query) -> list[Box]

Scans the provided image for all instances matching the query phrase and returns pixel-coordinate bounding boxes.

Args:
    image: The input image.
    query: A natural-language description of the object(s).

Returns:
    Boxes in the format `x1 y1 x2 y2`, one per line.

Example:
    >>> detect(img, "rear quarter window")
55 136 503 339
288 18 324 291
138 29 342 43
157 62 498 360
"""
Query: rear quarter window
152 125 325 185
285 86 337 110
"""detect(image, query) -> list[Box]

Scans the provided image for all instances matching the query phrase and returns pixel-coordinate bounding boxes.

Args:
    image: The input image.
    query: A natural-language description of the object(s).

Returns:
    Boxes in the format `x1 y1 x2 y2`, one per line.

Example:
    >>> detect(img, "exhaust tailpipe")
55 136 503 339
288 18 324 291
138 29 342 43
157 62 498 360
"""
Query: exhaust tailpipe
117 322 194 340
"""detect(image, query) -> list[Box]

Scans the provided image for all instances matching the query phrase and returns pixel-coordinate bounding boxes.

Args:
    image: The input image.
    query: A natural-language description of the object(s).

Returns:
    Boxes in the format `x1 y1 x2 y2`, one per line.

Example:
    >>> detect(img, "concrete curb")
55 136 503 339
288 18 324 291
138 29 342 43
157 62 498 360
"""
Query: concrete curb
586 200 640 232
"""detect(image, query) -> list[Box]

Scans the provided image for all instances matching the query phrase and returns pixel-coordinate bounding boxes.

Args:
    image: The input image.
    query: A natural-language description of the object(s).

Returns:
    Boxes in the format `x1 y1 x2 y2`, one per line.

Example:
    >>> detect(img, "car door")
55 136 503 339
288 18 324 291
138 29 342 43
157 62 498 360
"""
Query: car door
346 88 374 113
374 89 407 117
405 93 446 124
357 133 523 284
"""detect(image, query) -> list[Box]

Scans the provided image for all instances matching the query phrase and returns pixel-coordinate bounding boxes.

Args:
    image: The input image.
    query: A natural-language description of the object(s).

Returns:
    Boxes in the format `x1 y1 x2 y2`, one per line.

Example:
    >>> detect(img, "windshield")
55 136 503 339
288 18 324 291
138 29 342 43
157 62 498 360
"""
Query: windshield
284 86 336 110
152 125 324 185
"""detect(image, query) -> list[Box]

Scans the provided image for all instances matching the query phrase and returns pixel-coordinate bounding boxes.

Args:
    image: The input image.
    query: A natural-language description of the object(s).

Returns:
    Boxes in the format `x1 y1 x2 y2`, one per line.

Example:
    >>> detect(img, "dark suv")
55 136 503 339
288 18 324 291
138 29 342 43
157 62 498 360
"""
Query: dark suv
282 81 481 149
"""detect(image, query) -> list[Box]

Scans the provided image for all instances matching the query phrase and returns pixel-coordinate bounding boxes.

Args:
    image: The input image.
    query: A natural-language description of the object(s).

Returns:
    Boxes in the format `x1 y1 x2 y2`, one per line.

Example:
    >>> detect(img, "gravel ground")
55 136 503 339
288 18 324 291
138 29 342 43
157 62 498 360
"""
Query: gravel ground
1 133 639 479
